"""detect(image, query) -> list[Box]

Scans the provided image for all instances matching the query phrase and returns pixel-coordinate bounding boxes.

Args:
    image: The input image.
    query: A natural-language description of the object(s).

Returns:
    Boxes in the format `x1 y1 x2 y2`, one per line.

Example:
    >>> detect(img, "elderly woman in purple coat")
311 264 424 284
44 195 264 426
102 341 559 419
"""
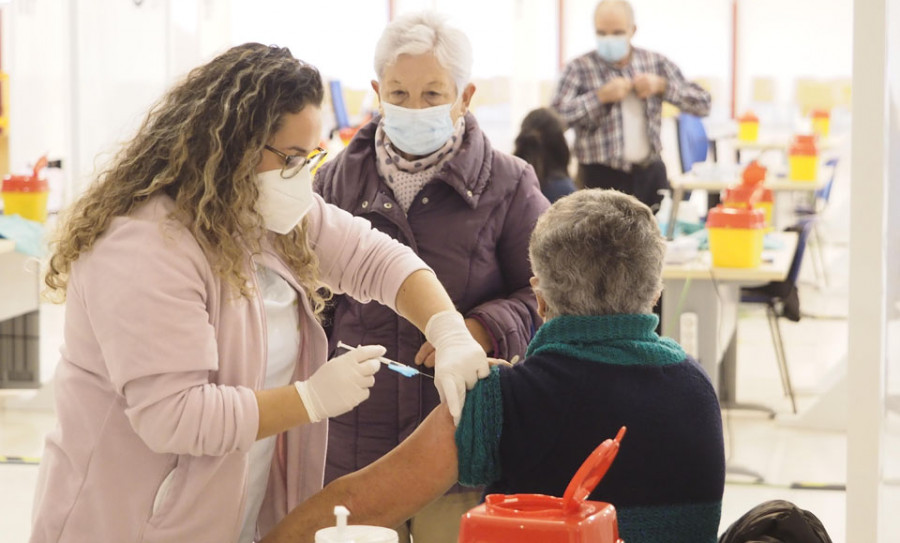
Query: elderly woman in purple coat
313 11 549 543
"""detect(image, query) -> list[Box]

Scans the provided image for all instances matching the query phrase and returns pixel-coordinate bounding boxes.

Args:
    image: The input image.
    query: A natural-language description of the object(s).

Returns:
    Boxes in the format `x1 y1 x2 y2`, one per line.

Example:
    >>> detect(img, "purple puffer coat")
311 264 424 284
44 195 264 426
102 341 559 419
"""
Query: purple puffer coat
315 113 550 486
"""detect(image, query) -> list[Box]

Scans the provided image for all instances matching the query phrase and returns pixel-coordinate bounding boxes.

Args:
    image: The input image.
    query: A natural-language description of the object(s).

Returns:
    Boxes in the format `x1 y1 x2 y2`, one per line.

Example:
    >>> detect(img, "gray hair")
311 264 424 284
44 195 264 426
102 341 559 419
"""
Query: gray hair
529 189 664 318
595 0 635 25
373 11 473 94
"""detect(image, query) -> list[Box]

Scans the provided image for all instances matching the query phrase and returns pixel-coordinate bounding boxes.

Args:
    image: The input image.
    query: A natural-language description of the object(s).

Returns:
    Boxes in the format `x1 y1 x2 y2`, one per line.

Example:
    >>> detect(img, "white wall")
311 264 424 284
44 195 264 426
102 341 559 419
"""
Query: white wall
7 0 232 203
231 0 388 91
8 0 71 192
562 0 733 120
882 0 900 535
847 0 900 539
6 0 856 205
70 0 169 189
737 0 852 126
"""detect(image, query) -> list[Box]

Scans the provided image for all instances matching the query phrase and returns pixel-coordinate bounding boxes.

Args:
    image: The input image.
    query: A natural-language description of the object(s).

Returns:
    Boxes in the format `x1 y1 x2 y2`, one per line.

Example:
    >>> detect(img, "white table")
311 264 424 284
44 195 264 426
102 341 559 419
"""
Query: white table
731 134 843 155
665 172 826 239
661 231 798 409
0 239 42 388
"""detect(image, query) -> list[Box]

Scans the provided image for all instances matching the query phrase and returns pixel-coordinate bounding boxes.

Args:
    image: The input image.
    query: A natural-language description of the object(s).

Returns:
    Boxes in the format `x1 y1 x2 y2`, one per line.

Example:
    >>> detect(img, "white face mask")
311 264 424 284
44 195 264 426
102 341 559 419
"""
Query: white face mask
256 166 314 234
381 100 456 157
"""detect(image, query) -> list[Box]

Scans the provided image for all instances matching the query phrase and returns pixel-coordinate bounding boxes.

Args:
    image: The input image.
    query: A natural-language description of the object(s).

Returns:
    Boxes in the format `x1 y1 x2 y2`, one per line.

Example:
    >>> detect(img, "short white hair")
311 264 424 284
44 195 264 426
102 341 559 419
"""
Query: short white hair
374 11 473 94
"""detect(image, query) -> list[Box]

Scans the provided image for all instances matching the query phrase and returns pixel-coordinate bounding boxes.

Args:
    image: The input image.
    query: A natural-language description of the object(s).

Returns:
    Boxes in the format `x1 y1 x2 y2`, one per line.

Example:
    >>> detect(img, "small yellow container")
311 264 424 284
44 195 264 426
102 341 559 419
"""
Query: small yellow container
811 109 831 138
788 135 819 182
2 173 50 223
706 205 765 268
737 112 759 142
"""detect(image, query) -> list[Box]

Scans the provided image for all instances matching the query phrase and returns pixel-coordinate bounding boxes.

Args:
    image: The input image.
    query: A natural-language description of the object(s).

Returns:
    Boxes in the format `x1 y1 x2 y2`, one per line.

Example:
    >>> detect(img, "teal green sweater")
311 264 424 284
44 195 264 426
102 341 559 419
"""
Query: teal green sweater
455 314 725 543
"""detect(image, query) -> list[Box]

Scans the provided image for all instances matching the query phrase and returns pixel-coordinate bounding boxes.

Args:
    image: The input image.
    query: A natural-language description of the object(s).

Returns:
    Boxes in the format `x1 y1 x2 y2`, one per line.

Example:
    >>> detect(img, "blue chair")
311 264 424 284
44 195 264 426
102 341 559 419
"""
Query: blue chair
676 113 721 211
740 219 815 414
794 158 839 287
676 113 710 174
329 80 350 130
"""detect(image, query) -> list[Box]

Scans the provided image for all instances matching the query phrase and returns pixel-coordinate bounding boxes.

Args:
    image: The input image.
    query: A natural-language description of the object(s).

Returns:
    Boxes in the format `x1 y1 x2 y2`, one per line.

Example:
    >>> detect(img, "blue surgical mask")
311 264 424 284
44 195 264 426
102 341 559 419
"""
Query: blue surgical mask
381 101 456 157
596 36 630 63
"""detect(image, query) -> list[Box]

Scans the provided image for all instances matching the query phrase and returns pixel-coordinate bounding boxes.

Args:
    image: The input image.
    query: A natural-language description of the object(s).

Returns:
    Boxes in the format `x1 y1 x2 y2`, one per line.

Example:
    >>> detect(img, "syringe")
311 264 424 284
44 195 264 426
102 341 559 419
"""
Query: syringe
336 341 434 379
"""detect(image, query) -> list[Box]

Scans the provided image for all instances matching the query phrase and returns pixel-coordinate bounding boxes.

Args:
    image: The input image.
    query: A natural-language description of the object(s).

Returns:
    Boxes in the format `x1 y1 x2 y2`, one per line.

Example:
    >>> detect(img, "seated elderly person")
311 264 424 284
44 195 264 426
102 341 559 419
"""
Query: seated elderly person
261 189 725 543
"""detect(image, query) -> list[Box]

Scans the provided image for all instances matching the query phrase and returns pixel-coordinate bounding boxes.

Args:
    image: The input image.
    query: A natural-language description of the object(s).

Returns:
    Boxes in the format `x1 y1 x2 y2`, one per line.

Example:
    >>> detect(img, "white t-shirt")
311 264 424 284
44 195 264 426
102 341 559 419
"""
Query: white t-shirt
621 92 651 165
239 266 301 543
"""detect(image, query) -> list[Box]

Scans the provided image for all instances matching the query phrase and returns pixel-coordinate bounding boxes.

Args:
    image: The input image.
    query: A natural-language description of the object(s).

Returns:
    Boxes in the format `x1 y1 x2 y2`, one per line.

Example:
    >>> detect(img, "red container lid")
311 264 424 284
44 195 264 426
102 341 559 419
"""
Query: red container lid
707 205 765 229
789 134 818 156
3 156 50 193
562 427 626 511
737 111 758 123
741 161 767 185
723 184 773 205
2 174 49 193
810 109 830 119
480 426 626 518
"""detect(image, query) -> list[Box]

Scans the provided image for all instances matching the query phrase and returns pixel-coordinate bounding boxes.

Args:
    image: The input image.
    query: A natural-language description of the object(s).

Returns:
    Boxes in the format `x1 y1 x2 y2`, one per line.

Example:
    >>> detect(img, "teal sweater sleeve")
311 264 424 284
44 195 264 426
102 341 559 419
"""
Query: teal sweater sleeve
454 366 503 487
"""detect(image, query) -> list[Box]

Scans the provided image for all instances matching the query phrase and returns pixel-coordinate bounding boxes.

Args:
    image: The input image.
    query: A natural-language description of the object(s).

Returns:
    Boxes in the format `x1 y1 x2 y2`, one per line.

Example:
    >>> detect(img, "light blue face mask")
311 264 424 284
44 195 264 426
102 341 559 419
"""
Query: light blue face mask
381 101 456 157
596 36 630 63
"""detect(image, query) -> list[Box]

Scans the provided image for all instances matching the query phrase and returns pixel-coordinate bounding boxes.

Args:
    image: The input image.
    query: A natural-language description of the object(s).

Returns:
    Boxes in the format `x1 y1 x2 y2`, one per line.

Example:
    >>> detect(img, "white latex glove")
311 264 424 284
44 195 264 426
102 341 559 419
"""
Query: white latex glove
294 344 385 423
425 310 490 426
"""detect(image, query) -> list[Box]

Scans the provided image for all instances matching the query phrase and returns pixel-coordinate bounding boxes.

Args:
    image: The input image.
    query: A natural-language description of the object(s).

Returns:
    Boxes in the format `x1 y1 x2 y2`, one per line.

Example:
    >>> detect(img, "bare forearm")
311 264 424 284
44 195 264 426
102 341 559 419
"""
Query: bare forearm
260 405 459 542
259 477 356 543
395 269 457 331
254 386 311 440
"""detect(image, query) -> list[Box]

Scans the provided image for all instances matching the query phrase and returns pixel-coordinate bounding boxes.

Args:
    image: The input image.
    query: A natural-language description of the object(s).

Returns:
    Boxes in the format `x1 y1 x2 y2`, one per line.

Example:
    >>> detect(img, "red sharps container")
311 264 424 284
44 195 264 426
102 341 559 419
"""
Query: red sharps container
458 427 626 543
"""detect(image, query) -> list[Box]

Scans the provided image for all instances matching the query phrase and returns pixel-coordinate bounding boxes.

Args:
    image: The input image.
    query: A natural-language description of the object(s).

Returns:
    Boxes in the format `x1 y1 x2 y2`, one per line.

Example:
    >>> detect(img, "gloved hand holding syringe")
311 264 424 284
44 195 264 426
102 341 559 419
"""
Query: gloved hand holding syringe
337 341 434 379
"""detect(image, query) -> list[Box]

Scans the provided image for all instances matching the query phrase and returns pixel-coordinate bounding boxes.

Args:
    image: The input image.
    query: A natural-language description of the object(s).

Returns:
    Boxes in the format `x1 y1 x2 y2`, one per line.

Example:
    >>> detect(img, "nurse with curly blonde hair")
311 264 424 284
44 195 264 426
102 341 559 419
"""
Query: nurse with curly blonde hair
33 43 488 543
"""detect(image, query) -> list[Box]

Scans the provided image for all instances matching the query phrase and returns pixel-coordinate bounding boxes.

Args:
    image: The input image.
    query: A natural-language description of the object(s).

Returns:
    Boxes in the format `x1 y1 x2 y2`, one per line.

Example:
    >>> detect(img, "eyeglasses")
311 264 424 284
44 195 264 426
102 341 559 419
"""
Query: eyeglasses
264 145 328 179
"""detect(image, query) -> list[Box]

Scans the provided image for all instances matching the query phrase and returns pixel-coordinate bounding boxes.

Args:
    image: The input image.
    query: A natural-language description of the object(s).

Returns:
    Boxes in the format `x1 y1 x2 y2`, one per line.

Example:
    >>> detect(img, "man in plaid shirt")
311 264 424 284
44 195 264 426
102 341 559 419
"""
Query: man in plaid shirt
551 0 711 210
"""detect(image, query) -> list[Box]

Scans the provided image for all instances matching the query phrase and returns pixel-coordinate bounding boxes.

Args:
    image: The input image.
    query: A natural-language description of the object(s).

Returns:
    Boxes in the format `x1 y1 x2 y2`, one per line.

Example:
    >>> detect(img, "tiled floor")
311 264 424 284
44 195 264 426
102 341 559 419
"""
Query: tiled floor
2 177 898 541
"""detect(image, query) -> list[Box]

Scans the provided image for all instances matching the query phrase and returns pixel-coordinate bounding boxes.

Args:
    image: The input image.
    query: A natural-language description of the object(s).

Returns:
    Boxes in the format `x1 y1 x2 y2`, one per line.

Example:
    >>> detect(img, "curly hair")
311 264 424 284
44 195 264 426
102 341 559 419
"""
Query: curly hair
45 43 330 314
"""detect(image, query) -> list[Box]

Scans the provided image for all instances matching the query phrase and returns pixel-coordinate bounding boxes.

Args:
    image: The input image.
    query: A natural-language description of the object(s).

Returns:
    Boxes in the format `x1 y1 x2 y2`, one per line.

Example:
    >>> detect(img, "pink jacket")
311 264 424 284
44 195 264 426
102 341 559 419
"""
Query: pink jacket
30 193 430 543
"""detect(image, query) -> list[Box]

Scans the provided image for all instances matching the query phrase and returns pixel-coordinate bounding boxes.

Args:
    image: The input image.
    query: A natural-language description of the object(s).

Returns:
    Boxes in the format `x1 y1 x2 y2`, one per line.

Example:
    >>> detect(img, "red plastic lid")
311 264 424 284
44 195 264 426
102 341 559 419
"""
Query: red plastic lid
562 427 626 512
2 174 49 193
741 161 767 185
789 134 818 156
737 111 758 123
723 184 772 204
706 205 765 229
810 109 830 119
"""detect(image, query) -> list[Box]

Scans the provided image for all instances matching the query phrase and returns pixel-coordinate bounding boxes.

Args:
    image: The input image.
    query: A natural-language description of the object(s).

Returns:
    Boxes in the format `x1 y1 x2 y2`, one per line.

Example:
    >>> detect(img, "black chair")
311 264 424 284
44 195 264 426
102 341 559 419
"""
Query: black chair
718 499 833 543
740 219 815 414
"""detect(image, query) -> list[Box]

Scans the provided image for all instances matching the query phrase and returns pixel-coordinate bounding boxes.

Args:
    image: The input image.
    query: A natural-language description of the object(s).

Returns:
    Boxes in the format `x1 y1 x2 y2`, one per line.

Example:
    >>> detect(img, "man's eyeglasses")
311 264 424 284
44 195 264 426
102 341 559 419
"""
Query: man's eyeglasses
264 145 328 179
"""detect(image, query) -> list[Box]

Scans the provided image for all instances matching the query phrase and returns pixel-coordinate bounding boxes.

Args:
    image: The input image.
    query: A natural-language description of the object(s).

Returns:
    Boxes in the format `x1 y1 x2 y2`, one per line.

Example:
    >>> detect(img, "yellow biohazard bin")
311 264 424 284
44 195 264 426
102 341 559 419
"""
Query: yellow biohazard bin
811 109 831 138
788 135 818 182
737 111 759 142
2 156 50 223
706 205 766 268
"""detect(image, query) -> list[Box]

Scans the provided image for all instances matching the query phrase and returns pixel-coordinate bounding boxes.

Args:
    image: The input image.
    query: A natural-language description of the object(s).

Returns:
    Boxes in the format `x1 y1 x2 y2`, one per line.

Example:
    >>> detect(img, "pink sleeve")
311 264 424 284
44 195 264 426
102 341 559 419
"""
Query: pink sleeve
75 215 258 456
306 194 432 312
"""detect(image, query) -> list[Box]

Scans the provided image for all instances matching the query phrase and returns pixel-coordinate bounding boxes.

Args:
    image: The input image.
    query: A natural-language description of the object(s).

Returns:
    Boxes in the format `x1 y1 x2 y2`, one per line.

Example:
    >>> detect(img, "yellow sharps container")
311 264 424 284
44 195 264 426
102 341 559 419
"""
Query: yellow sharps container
2 156 50 223
788 135 818 182
706 205 765 268
811 109 831 138
737 111 759 142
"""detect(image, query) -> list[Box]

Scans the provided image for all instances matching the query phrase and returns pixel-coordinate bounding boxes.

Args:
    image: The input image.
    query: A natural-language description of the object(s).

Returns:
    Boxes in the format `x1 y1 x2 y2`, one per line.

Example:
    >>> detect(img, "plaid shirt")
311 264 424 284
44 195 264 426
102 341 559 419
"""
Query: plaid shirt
551 47 711 171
